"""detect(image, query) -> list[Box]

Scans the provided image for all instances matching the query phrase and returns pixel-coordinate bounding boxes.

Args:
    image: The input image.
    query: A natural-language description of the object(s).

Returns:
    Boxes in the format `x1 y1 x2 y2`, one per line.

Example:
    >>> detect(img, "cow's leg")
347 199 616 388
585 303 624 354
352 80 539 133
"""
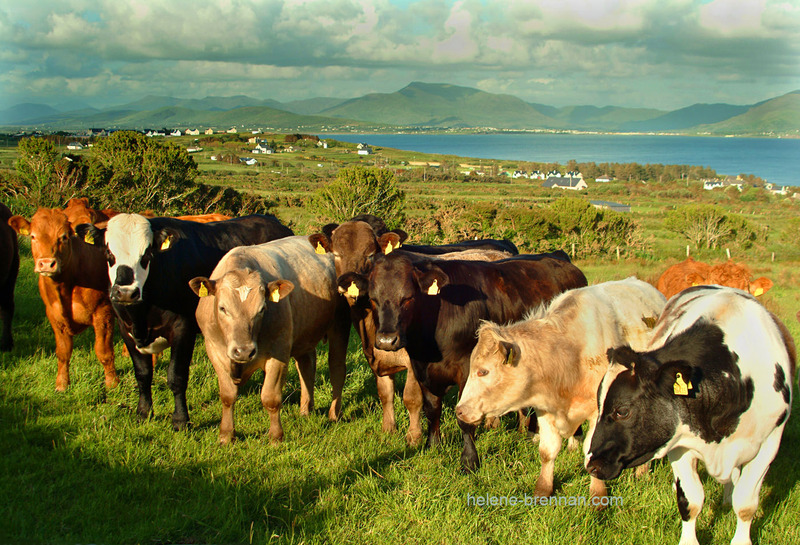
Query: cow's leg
51 319 73 392
421 386 443 449
377 374 397 433
729 424 785 545
0 286 13 352
403 367 424 445
294 351 316 416
669 450 703 545
262 357 288 443
125 335 155 421
326 311 349 421
92 306 119 388
534 412 562 497
216 370 238 444
457 417 480 472
167 331 195 430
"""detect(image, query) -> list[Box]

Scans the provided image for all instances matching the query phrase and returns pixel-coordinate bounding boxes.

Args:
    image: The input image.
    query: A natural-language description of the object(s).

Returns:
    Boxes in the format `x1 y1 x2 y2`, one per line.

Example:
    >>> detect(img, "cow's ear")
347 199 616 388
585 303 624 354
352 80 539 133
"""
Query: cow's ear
74 223 105 246
266 280 294 303
685 272 705 287
8 216 31 236
322 223 338 239
390 229 409 244
189 277 216 298
750 277 773 297
607 345 640 370
655 360 696 398
413 266 449 296
499 340 520 366
308 233 332 255
153 228 179 252
378 232 402 254
337 272 369 303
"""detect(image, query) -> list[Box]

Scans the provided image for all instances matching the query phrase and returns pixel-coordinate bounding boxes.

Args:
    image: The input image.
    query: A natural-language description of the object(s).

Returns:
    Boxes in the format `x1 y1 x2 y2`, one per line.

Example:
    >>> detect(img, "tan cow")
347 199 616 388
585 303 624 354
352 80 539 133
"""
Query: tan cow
190 235 349 444
656 257 772 299
455 277 666 502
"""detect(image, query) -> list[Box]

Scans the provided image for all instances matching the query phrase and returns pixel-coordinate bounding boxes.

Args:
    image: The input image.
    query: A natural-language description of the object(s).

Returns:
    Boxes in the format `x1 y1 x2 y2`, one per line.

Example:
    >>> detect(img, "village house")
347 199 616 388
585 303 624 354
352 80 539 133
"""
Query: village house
252 143 274 154
543 175 588 190
185 129 200 136
205 128 215 135
595 175 613 183
66 142 84 150
590 200 631 213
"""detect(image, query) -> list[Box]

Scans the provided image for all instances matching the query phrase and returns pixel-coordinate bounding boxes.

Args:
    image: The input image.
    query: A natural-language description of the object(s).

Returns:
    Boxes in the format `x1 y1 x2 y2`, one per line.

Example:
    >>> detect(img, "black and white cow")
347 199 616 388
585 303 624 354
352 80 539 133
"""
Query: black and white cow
585 286 796 545
77 213 293 429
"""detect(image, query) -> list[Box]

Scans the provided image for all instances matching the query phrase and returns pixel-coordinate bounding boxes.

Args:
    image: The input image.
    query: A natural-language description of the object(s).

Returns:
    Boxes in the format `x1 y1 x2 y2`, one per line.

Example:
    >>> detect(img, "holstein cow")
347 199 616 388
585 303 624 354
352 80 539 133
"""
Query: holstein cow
585 286 795 545
339 251 587 470
0 202 19 351
455 277 666 501
309 218 516 444
77 213 293 429
190 236 350 443
9 208 119 389
656 257 772 299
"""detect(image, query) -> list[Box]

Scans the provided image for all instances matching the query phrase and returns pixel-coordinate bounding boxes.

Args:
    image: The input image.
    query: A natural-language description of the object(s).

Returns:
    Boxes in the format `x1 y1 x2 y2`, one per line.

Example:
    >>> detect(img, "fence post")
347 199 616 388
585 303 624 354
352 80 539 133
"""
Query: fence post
571 243 575 258
686 245 690 257
726 248 731 259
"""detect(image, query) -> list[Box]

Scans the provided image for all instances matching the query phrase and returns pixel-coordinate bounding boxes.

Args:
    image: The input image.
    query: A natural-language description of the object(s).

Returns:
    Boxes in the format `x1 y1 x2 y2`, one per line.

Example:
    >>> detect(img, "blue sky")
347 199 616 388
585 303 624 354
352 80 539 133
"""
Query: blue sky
1 0 798 111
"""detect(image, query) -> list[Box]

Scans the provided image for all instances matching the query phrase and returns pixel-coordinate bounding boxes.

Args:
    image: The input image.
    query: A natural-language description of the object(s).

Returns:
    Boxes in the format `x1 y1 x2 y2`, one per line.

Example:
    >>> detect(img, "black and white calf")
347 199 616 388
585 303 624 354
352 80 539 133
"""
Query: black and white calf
585 286 796 545
77 213 293 429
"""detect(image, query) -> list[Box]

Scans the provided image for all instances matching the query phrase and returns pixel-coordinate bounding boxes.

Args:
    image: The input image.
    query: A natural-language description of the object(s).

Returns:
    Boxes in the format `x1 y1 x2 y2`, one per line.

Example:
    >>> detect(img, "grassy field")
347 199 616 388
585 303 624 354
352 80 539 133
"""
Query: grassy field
2 135 800 544
2 235 800 545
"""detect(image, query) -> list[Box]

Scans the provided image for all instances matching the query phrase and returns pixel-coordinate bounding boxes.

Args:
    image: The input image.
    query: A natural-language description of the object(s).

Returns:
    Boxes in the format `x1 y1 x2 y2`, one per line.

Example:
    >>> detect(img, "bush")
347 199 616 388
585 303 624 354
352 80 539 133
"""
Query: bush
312 166 405 226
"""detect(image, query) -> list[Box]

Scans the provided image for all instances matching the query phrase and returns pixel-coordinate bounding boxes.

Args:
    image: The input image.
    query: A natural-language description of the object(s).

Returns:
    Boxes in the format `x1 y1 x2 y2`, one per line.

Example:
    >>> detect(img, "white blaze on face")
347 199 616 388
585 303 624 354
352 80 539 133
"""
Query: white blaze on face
236 285 252 302
584 361 628 466
105 214 154 297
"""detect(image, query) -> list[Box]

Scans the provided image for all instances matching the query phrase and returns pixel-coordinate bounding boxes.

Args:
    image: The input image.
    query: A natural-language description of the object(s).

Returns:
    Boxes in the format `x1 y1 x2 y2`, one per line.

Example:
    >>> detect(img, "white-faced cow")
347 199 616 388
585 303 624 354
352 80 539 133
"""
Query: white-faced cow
76 213 293 429
585 286 796 545
339 250 587 470
309 218 517 444
0 202 19 351
189 236 350 444
456 277 666 501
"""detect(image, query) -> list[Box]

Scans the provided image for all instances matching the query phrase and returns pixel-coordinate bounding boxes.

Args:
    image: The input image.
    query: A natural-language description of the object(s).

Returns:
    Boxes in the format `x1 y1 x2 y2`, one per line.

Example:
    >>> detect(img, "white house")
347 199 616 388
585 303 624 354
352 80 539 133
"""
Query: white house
595 175 612 183
543 176 588 190
186 147 203 153
227 127 238 134
66 142 84 150
357 145 373 155
170 130 182 137
703 180 725 190
205 128 215 135
252 144 273 154
186 129 200 136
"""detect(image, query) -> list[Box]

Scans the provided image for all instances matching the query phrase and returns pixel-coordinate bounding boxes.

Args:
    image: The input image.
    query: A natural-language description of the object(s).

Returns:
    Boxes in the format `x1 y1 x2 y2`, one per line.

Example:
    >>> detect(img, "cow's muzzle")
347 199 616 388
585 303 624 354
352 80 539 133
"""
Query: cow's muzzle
455 404 484 426
228 344 257 364
111 285 141 304
585 456 622 481
375 332 404 351
34 257 61 276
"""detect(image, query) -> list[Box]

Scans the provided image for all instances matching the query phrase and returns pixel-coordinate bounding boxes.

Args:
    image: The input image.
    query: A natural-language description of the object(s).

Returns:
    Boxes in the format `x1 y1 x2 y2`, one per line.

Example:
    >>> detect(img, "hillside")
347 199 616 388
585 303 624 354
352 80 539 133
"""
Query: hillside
695 91 800 135
319 82 563 129
622 103 751 132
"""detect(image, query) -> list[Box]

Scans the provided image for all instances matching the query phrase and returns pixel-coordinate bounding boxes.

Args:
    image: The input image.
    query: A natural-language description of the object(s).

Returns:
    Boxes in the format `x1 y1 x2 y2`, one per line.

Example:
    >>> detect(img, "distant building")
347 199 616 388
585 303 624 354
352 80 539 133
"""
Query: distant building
252 143 273 154
703 180 725 190
357 145 373 155
66 142 84 150
186 129 200 136
543 175 587 190
595 175 612 183
590 200 630 213
205 128 215 135
170 129 182 137
186 147 203 153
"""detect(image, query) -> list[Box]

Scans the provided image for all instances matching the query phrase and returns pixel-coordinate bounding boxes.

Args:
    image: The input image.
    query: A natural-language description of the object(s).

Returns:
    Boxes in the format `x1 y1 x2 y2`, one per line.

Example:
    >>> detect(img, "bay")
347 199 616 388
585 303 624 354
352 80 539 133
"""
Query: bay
327 133 800 187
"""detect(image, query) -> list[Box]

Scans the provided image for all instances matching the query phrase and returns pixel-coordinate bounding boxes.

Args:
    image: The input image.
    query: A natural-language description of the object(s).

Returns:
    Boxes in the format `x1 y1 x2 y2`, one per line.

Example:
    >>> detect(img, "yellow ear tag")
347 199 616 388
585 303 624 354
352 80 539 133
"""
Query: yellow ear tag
19 228 29 236
427 279 439 296
754 287 764 296
315 241 326 254
691 282 699 287
84 232 95 245
346 282 360 298
385 241 394 254
505 347 514 366
673 372 692 396
198 284 209 297
270 287 281 303
160 236 172 251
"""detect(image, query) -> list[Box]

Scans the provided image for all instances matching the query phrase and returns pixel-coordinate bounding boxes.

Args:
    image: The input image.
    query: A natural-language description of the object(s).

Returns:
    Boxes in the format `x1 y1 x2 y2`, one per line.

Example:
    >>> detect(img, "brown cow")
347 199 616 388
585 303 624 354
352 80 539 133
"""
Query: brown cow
0 202 19 351
8 208 119 390
309 219 516 444
63 198 119 228
656 257 773 299
140 211 232 223
456 278 666 501
190 236 350 444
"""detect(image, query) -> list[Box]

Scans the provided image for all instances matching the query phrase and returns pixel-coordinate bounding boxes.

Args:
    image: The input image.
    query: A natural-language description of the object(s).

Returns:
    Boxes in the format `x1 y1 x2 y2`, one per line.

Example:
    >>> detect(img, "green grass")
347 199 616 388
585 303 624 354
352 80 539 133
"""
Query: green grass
2 239 800 545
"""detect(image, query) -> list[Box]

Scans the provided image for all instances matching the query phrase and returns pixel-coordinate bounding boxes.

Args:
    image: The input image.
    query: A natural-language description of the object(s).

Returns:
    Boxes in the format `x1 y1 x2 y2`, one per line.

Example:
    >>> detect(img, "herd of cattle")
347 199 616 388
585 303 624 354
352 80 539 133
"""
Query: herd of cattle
0 198 794 545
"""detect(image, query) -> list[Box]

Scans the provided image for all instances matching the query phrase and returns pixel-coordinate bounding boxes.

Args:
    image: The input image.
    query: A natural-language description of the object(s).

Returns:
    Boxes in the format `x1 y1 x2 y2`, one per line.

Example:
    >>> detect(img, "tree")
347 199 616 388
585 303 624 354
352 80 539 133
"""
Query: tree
88 131 198 213
665 204 735 249
312 166 405 225
16 137 63 207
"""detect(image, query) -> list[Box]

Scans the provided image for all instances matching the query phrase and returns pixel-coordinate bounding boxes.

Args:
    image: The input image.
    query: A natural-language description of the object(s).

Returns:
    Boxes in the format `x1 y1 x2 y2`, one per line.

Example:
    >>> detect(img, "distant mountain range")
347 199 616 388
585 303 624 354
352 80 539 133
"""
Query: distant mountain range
1 82 798 135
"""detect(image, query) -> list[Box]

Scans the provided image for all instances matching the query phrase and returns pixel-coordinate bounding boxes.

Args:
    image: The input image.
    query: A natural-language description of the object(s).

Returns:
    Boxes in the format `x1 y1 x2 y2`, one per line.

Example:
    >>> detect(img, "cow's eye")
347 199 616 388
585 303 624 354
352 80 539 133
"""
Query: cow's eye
613 407 630 421
59 234 68 242
400 297 413 308
105 248 116 266
477 369 489 377
140 251 151 269
257 305 266 315
218 306 228 316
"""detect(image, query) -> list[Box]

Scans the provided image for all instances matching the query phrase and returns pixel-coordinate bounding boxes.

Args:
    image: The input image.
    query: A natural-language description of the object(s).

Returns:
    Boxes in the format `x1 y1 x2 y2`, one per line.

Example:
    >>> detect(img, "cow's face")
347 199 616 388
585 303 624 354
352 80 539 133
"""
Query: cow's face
456 324 525 425
353 254 448 352
585 346 686 480
190 271 293 375
9 208 74 277
101 214 176 304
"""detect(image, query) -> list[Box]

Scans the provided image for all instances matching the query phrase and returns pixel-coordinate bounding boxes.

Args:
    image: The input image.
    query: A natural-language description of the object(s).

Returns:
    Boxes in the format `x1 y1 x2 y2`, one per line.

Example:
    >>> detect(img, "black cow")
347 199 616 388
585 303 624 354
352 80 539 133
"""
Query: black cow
339 251 587 470
585 286 796 545
77 213 293 429
0 202 19 351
